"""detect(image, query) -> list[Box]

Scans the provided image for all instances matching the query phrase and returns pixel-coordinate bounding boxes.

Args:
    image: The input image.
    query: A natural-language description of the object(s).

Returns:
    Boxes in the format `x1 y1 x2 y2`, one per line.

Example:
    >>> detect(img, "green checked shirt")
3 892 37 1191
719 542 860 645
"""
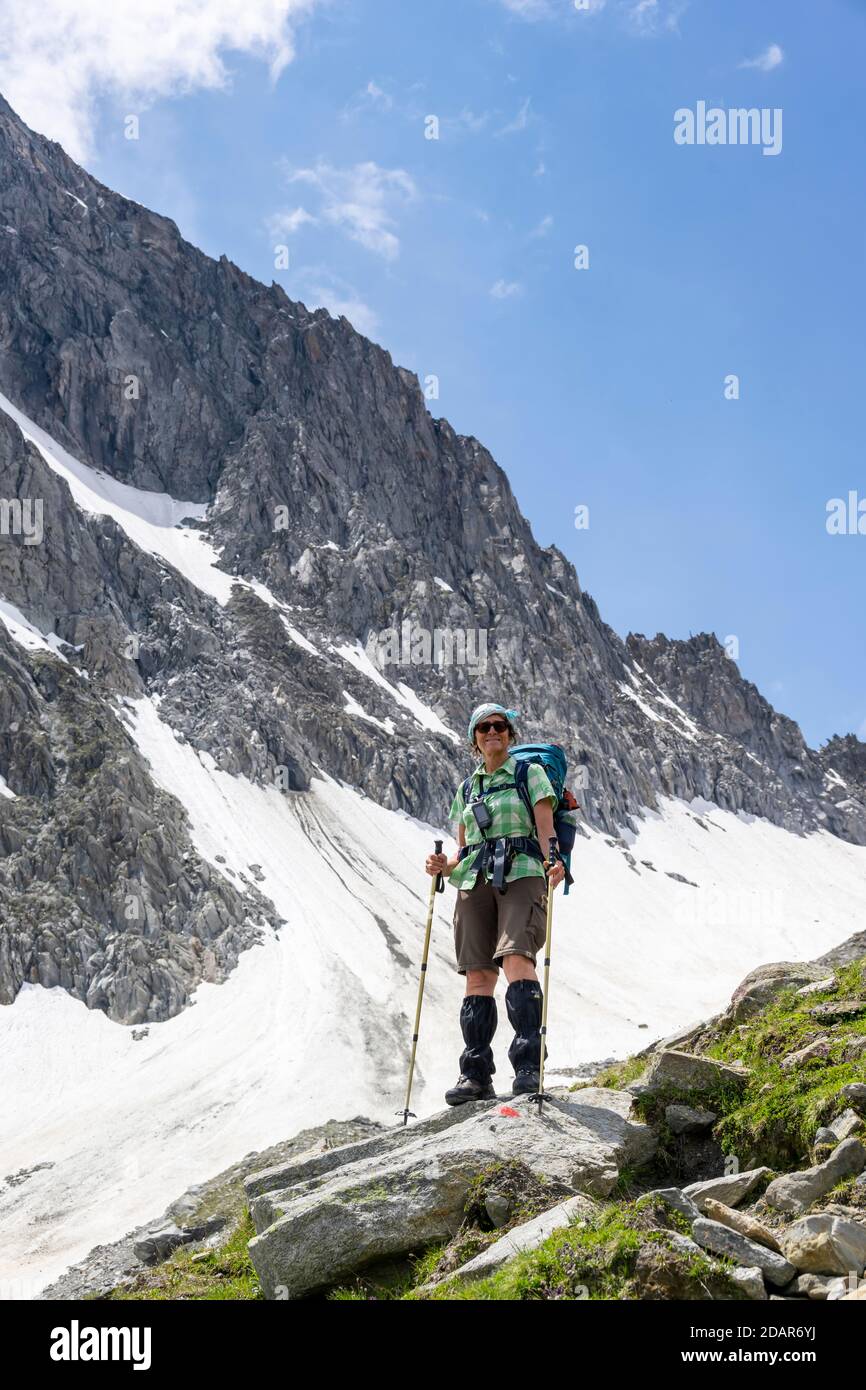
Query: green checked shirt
447 755 556 890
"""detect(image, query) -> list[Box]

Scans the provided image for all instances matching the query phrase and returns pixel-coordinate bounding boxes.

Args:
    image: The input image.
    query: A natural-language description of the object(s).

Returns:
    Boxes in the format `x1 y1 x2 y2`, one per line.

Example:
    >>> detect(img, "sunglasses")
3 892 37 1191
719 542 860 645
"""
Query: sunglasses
475 719 510 735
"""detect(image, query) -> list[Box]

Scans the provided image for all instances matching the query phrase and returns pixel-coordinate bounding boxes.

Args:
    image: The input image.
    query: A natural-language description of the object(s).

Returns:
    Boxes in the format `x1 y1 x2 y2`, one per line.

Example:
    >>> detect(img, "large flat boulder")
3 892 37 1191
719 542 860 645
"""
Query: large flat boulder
244 1104 470 1203
639 1050 750 1098
247 1088 656 1299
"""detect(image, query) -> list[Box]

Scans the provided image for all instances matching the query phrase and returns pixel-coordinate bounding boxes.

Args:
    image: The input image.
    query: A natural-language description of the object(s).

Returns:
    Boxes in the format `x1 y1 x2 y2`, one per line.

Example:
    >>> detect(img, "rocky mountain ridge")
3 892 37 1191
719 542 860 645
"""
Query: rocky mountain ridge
0 90 864 1023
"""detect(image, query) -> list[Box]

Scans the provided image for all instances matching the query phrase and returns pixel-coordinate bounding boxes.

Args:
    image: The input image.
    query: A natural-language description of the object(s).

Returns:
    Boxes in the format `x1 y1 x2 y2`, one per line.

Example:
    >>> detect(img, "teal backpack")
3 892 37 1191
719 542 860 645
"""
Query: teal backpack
460 743 579 894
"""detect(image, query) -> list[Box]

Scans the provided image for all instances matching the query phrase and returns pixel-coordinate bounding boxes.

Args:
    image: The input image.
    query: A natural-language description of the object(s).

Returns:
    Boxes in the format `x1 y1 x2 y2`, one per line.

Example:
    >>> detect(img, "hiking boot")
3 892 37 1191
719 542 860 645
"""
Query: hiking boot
512 1068 540 1095
446 994 497 1105
445 1074 496 1106
506 979 548 1078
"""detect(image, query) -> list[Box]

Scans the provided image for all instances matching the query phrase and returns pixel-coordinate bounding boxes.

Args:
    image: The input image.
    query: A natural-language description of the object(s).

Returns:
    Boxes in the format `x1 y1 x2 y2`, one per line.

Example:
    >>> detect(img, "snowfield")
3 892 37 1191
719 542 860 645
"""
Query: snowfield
1 694 865 1298
1 391 865 1298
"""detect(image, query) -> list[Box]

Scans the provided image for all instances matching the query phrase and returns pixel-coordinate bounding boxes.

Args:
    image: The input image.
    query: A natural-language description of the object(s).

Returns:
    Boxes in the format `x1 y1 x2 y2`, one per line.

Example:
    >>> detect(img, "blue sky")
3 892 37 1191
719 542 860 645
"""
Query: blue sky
3 0 864 748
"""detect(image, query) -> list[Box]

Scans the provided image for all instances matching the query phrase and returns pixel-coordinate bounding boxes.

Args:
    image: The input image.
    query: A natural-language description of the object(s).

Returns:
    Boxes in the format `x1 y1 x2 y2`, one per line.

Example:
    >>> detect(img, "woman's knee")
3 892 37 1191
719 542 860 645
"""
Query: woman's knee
465 968 497 995
501 953 538 983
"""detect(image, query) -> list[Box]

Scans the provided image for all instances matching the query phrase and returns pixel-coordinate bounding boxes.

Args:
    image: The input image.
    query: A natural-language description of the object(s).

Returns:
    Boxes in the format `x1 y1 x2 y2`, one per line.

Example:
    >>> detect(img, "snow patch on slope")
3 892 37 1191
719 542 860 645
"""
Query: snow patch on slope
2 700 865 1298
343 691 396 734
620 664 700 743
0 598 70 663
333 640 460 743
0 390 236 604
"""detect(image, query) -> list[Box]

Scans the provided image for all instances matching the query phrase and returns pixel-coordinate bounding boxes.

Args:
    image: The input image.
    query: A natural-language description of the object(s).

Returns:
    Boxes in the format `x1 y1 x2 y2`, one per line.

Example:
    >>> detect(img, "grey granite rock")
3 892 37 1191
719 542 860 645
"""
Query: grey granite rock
729 1266 767 1300
778 1213 866 1277
763 1138 866 1214
426 1193 596 1290
683 1167 773 1211
665 1103 717 1136
640 1188 702 1223
641 1050 751 1097
691 1218 797 1287
246 1087 656 1298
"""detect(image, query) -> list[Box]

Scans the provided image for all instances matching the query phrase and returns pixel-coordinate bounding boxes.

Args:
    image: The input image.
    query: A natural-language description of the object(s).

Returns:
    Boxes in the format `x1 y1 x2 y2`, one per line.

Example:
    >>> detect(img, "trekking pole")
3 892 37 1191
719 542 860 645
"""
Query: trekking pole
529 836 558 1117
396 839 445 1126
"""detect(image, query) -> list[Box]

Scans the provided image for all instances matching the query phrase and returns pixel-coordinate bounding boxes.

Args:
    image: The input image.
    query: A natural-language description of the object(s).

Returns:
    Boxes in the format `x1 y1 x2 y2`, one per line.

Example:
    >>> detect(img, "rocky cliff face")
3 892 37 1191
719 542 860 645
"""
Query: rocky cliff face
1 92 864 1023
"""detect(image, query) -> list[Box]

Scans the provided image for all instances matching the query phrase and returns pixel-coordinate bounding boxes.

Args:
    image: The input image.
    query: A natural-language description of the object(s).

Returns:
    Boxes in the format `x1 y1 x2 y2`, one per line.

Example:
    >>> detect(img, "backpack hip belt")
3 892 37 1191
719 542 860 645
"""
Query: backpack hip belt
457 836 544 894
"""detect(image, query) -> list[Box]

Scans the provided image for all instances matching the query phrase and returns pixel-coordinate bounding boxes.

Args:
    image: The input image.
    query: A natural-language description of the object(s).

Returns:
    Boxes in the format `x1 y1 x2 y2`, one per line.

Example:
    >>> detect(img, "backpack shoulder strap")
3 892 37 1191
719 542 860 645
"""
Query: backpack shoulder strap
514 759 534 823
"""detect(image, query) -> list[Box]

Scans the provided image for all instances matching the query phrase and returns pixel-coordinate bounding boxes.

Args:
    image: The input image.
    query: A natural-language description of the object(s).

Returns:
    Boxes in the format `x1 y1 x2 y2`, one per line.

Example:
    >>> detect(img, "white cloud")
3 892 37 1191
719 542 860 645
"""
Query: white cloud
499 0 552 17
740 43 784 72
498 96 533 136
286 160 417 261
266 207 317 238
342 79 394 121
499 0 608 15
490 279 523 299
447 108 491 135
529 213 553 238
623 0 688 35
362 80 393 110
0 0 321 163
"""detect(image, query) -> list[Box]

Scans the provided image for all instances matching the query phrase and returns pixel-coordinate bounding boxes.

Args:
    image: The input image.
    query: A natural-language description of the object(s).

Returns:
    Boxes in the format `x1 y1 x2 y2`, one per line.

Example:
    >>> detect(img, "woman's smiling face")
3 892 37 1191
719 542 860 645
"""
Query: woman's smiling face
475 718 512 756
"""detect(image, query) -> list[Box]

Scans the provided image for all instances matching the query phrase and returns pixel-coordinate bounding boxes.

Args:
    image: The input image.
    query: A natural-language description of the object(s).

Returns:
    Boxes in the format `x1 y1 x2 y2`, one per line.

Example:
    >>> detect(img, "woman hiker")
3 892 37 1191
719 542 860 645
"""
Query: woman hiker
425 702 565 1106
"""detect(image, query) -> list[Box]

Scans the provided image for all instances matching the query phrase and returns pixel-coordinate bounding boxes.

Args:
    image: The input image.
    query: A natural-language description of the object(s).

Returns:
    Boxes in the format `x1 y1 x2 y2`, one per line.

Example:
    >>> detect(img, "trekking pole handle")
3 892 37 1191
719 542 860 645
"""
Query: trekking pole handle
544 837 572 889
434 838 445 893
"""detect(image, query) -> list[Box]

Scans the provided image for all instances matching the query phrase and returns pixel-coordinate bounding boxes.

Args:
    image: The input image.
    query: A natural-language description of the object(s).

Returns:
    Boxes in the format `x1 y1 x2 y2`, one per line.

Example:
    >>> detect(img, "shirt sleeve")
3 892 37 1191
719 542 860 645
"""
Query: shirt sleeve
448 784 466 821
526 763 556 807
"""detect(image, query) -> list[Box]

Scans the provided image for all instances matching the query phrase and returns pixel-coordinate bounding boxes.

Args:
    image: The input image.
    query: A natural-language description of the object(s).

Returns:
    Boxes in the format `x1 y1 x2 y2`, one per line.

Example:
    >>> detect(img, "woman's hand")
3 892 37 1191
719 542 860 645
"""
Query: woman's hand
545 859 566 890
426 852 449 877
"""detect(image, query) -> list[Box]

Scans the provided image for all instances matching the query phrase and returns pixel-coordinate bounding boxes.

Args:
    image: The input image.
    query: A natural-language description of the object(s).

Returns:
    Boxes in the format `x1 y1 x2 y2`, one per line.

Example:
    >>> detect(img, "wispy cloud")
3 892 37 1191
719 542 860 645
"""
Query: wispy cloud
266 207 317 238
623 0 688 36
0 0 322 162
441 108 491 136
739 43 784 72
284 160 417 260
529 214 553 238
499 0 552 18
499 0 607 14
342 79 394 120
490 279 523 299
498 96 533 136
362 80 393 110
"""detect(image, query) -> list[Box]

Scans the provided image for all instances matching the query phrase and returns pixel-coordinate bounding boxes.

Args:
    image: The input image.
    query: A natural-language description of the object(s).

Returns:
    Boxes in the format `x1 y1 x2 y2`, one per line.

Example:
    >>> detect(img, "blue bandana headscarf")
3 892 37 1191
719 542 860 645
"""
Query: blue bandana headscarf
467 702 519 743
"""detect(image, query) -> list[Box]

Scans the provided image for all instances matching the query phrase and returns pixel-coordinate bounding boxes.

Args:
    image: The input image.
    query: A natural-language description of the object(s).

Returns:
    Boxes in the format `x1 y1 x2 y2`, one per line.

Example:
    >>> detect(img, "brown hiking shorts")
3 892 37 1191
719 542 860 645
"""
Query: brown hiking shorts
453 874 548 975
